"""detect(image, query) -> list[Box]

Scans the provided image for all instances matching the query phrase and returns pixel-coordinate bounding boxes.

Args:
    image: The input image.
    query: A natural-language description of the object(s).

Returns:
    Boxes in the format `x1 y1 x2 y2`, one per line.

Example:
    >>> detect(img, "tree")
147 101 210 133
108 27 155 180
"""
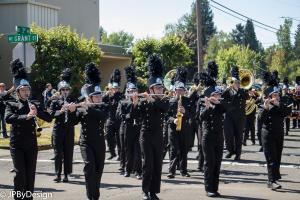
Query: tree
160 35 193 72
165 0 216 48
277 18 293 62
31 25 102 96
294 23 300 59
205 31 234 63
101 30 134 48
99 26 106 42
230 23 244 45
243 20 259 52
216 45 260 79
132 38 160 78
132 36 193 78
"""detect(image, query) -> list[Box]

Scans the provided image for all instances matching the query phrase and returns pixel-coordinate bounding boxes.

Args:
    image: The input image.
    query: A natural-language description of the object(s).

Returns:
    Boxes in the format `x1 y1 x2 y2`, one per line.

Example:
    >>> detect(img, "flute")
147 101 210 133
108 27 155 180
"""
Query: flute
125 93 165 97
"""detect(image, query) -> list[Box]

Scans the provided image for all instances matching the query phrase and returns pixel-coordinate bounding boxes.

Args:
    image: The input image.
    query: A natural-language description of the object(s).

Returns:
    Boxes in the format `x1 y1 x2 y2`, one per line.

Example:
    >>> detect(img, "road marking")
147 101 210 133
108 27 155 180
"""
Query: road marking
0 158 299 169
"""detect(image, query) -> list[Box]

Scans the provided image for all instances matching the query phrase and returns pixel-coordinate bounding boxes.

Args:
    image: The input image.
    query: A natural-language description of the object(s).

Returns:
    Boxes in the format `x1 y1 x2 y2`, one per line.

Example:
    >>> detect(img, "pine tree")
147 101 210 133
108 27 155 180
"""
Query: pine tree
244 20 259 52
294 23 300 59
230 23 244 45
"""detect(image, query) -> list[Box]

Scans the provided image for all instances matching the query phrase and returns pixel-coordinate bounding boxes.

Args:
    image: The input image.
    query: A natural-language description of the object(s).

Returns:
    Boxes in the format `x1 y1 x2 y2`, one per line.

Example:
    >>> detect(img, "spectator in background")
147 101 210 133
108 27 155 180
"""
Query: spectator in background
42 83 56 109
0 83 14 138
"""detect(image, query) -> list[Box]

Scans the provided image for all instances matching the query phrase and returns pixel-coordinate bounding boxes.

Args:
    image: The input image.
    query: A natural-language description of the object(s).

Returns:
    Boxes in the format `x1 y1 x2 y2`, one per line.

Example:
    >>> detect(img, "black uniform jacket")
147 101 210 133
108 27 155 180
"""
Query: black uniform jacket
199 103 227 134
5 99 52 146
136 97 169 135
166 96 192 132
75 104 109 144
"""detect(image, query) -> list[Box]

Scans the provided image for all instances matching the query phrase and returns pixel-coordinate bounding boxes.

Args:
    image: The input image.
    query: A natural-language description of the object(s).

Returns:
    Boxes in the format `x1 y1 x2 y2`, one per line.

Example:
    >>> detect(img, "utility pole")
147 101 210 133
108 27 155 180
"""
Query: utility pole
196 0 203 72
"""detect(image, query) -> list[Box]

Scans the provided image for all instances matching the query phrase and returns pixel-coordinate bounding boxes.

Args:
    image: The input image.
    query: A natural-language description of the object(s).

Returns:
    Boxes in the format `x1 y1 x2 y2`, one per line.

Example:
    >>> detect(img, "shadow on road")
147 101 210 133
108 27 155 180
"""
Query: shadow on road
220 195 268 200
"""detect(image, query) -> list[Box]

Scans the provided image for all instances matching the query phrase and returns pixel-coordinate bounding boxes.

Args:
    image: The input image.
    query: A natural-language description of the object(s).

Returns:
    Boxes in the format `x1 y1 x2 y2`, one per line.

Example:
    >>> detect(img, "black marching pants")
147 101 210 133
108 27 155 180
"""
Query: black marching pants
202 132 224 193
53 127 74 176
10 142 38 200
140 134 163 194
80 138 105 200
261 131 284 182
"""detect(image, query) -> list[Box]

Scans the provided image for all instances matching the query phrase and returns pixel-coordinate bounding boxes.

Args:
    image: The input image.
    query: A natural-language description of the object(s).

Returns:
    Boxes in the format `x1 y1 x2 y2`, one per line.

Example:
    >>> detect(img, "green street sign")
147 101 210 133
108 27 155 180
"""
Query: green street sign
8 34 38 43
16 26 30 34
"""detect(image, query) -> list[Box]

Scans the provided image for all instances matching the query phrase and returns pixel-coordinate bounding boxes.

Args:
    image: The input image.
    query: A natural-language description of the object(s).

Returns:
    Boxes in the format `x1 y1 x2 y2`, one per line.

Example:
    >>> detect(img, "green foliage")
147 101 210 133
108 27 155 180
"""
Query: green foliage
294 23 300 59
30 24 102 96
277 19 293 62
230 23 244 45
216 45 260 79
132 36 193 78
101 30 134 48
205 31 234 63
132 38 160 77
165 0 216 47
160 35 193 72
243 20 260 52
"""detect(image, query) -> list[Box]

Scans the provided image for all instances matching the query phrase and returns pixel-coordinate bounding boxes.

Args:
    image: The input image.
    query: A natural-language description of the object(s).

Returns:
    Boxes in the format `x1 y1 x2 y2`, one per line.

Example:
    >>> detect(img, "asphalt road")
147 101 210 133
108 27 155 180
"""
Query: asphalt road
0 128 299 200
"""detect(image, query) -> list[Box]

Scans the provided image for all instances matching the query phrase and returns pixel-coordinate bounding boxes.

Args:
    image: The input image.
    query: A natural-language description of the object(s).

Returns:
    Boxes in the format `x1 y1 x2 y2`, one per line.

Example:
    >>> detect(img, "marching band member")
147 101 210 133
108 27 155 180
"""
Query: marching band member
166 67 192 179
292 76 300 129
243 88 260 146
162 77 175 160
198 68 226 198
75 63 108 200
5 59 52 199
116 66 142 179
223 66 248 161
281 77 294 136
50 68 77 183
103 69 124 161
261 71 291 190
136 54 169 200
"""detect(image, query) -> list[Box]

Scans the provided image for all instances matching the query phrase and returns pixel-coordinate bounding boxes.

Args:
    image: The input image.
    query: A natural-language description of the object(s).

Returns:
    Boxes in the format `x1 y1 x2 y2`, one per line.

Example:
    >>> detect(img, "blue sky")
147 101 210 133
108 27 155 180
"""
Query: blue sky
100 0 300 47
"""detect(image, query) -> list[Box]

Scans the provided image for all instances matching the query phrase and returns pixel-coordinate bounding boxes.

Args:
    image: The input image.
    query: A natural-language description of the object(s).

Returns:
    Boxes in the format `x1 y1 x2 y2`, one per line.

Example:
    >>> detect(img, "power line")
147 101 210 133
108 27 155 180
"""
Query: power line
210 4 278 35
209 0 296 36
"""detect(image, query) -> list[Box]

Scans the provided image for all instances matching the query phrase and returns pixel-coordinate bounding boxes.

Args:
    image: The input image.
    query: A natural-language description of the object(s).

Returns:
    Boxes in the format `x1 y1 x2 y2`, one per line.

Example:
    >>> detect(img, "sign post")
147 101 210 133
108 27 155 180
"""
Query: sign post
8 26 38 69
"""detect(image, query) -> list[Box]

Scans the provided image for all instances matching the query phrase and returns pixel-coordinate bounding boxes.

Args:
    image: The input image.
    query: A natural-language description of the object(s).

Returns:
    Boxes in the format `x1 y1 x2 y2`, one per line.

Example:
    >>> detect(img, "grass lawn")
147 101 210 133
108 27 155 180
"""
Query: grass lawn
0 123 80 149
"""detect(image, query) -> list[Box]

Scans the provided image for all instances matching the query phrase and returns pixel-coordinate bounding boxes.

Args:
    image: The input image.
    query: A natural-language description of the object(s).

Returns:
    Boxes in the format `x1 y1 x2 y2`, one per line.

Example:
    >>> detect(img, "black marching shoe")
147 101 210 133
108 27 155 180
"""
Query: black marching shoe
63 175 69 182
167 173 175 179
267 181 282 190
53 175 61 183
215 191 221 197
225 152 234 159
107 153 116 160
136 174 142 180
206 192 218 197
142 192 150 200
259 147 263 152
234 155 240 161
149 193 159 200
181 172 191 177
124 172 130 177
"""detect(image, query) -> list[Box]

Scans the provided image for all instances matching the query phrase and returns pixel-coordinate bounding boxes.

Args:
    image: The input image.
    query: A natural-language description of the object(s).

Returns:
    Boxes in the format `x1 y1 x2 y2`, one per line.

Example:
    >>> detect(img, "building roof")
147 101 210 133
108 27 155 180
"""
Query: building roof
99 44 132 60
0 0 60 10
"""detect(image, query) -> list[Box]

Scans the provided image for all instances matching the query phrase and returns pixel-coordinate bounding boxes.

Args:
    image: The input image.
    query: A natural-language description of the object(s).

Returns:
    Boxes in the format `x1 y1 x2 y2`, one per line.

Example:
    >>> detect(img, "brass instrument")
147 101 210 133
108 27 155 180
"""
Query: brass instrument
245 98 257 115
176 95 183 131
163 69 177 90
239 69 254 90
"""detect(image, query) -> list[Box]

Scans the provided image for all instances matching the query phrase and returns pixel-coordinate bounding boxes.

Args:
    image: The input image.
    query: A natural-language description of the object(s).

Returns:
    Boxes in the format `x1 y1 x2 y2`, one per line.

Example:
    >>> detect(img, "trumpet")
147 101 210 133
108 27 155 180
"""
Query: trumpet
27 101 43 133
